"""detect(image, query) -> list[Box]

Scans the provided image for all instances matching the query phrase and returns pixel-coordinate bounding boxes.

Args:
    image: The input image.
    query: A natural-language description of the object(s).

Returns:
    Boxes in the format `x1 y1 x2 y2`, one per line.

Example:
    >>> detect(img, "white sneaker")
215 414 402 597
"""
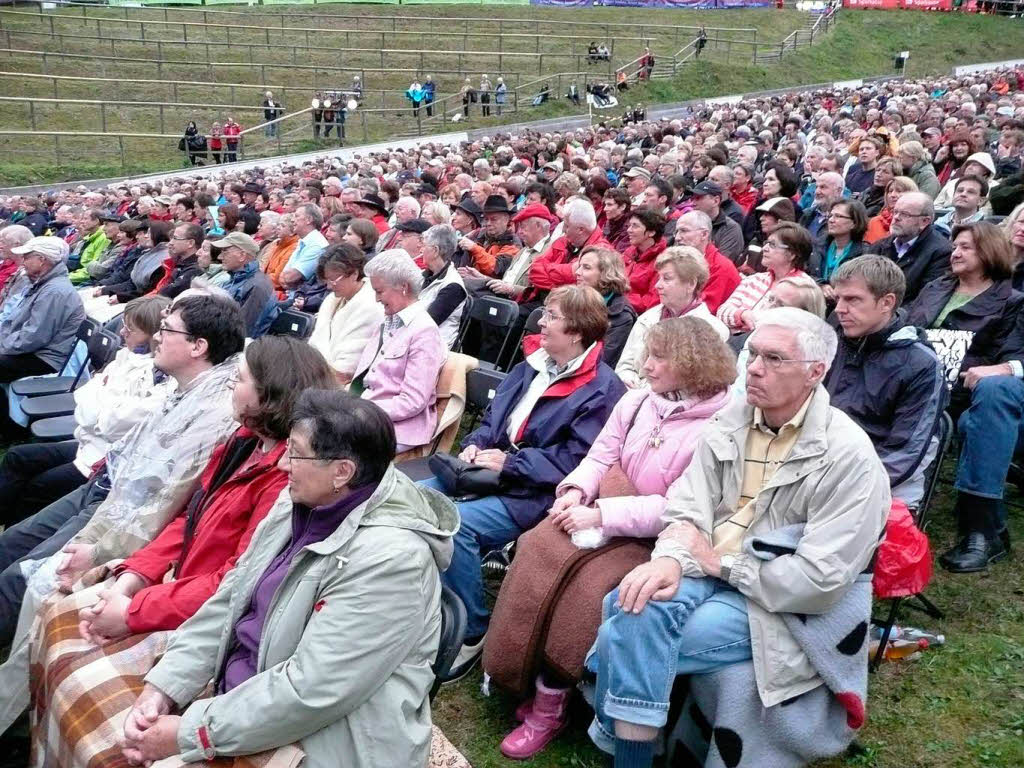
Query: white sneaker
444 635 486 684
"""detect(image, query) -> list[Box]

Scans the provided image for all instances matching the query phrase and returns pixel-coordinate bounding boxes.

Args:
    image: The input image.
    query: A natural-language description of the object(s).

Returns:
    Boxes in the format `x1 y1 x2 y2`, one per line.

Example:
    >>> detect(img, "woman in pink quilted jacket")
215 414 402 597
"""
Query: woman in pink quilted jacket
494 315 736 760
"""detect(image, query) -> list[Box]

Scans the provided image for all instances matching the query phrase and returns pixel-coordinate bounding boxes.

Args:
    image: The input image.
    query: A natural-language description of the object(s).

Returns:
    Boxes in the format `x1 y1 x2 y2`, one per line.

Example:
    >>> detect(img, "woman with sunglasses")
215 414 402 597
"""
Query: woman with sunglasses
716 222 812 332
309 244 384 385
26 337 338 767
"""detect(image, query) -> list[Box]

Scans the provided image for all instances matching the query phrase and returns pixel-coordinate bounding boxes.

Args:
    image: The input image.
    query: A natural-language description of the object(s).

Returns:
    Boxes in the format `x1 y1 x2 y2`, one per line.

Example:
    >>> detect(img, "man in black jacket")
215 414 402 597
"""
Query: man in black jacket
825 255 946 508
867 192 951 303
262 91 283 138
158 223 204 300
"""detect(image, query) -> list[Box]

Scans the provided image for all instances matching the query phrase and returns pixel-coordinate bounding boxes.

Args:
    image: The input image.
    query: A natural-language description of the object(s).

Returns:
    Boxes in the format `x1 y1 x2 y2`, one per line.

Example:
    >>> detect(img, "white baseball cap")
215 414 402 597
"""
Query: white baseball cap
12 236 69 262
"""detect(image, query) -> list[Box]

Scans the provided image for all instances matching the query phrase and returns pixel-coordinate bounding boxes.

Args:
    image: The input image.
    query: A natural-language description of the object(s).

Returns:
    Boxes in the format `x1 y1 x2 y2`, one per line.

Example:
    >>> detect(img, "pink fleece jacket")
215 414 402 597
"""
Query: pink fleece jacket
556 387 730 538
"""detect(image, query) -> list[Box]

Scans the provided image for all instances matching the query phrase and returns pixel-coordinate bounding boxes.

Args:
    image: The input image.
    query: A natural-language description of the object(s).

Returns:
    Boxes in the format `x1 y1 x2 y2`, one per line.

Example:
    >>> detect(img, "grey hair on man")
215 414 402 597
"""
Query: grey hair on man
364 248 423 296
677 209 713 233
298 203 324 229
422 224 458 261
562 197 598 231
752 306 838 371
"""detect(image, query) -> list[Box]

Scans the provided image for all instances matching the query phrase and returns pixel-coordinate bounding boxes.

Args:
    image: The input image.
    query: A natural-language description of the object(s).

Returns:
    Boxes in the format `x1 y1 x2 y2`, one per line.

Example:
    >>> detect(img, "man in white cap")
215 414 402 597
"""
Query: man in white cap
212 232 277 337
0 236 85 430
621 167 651 206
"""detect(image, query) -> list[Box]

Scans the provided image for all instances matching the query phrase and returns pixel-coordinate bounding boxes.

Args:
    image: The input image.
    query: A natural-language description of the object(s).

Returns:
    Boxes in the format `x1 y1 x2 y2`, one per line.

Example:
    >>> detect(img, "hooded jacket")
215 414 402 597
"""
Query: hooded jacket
524 226 611 302
145 467 457 768
557 387 731 537
657 386 890 706
824 316 946 490
622 238 667 314
462 344 625 528
0 261 85 370
156 252 203 300
906 274 1024 374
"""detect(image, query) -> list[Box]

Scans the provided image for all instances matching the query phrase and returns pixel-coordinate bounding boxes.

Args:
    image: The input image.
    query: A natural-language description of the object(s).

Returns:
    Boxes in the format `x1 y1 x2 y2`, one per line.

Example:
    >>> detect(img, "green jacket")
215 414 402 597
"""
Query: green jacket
69 228 111 284
146 466 458 768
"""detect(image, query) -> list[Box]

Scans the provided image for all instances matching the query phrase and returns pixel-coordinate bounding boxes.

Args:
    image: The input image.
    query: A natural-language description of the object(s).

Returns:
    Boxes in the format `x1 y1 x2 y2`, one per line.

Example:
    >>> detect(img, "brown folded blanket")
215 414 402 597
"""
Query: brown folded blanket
483 516 652 697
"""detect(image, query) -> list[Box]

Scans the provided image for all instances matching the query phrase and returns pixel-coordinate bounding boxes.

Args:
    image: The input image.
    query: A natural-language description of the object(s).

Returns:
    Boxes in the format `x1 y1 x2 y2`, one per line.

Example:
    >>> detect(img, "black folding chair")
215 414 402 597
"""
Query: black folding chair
523 306 543 335
871 411 953 670
270 309 315 339
463 367 508 434
21 330 122 424
10 318 100 398
395 366 507 483
455 296 520 371
430 585 468 700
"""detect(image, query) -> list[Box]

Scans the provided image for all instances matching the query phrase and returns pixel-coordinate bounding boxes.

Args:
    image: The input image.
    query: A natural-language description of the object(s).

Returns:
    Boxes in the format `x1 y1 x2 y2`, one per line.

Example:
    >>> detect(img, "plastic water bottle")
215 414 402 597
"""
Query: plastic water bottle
900 627 945 646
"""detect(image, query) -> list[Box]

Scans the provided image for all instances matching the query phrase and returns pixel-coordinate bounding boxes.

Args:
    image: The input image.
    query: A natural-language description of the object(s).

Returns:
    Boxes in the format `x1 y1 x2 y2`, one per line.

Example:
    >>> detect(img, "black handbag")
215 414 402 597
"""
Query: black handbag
428 452 505 498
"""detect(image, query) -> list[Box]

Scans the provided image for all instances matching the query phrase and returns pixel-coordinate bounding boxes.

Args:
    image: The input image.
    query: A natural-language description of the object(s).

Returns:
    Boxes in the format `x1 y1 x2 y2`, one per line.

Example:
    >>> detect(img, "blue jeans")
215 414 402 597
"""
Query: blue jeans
955 375 1024 527
264 123 276 137
420 476 522 638
585 577 751 754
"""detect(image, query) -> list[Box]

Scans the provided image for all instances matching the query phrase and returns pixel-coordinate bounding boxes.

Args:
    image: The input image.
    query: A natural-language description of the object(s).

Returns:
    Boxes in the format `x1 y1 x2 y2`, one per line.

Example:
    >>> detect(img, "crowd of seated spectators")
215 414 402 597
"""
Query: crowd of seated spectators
0 65 1022 768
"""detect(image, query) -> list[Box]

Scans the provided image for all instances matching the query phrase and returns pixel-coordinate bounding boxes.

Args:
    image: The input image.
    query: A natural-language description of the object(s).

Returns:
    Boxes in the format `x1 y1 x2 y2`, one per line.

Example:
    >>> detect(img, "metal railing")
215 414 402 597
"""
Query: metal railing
0 25 637 65
0 43 609 81
0 7 648 53
0 6 844 170
48 1 761 43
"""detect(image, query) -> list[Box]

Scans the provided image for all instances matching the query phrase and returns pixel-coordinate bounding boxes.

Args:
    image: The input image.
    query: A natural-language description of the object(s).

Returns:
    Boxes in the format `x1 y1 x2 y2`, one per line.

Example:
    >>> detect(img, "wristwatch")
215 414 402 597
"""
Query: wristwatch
719 554 737 584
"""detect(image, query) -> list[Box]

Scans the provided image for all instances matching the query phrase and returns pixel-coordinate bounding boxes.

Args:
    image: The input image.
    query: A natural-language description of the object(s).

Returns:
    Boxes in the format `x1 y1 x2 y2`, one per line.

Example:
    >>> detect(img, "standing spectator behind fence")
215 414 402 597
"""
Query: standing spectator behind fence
423 75 436 117
180 122 207 167
262 91 283 138
223 117 241 163
495 77 507 116
461 78 474 118
480 75 492 118
208 123 223 164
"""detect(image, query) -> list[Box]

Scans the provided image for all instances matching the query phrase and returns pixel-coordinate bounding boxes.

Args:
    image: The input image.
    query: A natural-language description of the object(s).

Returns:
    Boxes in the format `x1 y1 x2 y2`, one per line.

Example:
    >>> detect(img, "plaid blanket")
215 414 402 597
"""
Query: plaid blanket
28 579 471 768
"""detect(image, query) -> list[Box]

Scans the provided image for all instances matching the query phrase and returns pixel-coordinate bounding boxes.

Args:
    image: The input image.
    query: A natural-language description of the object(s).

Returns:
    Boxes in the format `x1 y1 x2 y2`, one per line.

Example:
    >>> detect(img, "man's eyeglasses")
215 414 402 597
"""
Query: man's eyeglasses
892 210 926 220
157 323 193 338
747 349 816 370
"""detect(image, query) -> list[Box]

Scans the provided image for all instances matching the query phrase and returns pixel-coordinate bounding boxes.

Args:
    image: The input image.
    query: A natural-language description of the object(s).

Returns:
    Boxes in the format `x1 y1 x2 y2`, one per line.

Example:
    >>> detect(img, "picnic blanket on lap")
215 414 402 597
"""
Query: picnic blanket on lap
28 577 470 768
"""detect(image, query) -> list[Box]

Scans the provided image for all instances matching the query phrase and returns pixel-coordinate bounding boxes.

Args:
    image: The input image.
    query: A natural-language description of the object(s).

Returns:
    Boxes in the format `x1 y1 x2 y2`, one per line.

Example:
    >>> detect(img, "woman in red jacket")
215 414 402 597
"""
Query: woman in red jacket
620 206 667 313
26 338 338 767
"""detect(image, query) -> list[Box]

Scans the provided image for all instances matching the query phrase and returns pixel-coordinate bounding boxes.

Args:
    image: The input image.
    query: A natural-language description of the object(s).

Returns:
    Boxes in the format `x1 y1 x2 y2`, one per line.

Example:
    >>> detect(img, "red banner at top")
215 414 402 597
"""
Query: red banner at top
899 0 952 8
843 0 952 7
843 0 898 7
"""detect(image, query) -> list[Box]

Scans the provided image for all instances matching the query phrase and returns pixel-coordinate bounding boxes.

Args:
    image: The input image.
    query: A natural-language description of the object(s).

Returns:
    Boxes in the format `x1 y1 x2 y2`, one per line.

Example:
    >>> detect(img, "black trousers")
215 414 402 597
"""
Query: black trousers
0 479 109 645
0 353 57 436
0 440 84 528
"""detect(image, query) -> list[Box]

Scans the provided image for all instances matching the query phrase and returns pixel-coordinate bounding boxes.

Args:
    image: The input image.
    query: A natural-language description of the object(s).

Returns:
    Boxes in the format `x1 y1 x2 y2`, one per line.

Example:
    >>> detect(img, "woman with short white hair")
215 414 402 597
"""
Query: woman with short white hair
419 224 467 349
351 249 447 452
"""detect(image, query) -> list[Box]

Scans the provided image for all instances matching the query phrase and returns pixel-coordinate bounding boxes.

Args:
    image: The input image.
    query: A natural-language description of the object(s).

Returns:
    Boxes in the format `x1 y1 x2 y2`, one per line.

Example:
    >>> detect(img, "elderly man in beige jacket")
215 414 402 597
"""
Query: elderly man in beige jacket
586 307 890 768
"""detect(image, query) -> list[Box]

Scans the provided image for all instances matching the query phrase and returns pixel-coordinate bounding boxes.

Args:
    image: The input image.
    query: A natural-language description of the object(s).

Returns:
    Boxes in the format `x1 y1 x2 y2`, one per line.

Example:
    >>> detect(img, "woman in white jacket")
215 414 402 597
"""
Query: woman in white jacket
615 246 728 389
0 295 174 526
309 244 384 384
